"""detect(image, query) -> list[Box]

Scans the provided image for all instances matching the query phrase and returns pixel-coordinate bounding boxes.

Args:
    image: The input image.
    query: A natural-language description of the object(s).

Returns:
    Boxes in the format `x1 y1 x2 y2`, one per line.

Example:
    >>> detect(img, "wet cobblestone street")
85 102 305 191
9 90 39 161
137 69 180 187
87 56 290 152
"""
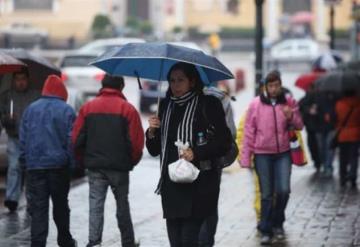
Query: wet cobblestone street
0 155 360 246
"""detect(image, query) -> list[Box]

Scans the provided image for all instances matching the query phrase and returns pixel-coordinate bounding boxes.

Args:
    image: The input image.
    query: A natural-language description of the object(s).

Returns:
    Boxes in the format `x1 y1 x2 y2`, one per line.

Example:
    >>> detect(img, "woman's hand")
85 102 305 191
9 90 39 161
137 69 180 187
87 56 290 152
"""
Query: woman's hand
148 115 160 137
181 148 194 162
282 106 293 120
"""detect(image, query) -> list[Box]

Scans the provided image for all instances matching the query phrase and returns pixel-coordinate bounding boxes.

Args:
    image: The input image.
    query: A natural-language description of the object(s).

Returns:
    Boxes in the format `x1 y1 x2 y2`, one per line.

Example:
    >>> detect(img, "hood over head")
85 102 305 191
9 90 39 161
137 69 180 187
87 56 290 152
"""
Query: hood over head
42 74 68 101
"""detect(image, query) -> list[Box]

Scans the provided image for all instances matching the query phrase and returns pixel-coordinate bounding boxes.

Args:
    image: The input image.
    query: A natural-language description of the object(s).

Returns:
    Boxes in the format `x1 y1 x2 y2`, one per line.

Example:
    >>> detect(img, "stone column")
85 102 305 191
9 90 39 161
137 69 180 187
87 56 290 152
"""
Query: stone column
266 0 280 42
316 0 327 41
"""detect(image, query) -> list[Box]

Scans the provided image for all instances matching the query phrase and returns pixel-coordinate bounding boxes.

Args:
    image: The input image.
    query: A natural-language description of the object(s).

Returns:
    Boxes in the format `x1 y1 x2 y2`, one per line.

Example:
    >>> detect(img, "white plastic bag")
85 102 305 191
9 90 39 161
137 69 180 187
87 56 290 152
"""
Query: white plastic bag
168 158 200 183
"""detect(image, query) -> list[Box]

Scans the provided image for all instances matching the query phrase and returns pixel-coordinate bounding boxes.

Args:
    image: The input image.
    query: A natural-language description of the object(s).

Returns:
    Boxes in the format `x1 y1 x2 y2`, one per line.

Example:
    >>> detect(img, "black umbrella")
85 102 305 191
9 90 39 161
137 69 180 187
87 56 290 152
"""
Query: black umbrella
0 48 61 90
0 51 27 74
314 71 360 92
338 61 360 72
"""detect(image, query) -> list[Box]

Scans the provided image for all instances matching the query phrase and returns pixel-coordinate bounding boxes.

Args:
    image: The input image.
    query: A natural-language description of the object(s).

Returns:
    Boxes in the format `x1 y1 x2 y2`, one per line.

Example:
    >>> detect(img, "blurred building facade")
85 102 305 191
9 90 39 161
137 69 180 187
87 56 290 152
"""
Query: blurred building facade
0 0 354 42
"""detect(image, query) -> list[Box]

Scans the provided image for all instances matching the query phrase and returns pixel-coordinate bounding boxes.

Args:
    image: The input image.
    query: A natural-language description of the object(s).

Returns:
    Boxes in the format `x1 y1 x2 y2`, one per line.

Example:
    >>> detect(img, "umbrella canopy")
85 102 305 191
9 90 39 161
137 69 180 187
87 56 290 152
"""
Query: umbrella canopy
314 71 360 92
312 52 343 71
90 42 234 85
291 11 314 24
338 60 360 72
0 51 26 74
295 71 325 91
0 48 61 90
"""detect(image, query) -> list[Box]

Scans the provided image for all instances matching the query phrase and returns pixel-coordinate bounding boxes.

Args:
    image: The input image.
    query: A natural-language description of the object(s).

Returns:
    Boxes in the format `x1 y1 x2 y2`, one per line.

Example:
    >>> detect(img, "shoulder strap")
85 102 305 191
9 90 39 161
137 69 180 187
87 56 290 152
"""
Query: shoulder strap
337 107 355 134
201 98 209 126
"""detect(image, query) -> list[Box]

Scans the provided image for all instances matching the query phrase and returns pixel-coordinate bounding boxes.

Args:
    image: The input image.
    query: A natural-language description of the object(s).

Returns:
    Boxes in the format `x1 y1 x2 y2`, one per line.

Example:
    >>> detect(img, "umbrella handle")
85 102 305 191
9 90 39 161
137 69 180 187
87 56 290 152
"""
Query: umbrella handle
134 71 142 90
156 81 162 117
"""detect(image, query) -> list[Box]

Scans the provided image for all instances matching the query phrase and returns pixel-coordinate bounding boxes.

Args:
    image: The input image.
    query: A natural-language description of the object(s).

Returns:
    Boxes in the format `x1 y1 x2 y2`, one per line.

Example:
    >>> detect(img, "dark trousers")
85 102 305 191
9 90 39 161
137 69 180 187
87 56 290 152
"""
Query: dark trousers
166 217 204 247
198 170 222 247
27 169 74 247
339 142 359 183
87 169 135 247
306 129 321 168
198 212 218 247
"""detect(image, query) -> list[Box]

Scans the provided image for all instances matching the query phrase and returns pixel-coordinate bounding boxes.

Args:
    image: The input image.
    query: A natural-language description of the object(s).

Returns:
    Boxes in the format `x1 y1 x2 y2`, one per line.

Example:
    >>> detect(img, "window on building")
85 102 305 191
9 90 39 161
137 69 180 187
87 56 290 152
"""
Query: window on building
13 0 53 10
227 0 239 15
283 0 311 14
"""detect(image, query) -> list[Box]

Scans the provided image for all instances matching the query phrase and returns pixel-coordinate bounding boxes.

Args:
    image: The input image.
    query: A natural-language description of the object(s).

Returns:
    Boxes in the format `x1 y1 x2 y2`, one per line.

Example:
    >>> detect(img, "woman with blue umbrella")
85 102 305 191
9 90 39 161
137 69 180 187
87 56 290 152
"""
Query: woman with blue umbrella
91 43 234 246
146 62 232 247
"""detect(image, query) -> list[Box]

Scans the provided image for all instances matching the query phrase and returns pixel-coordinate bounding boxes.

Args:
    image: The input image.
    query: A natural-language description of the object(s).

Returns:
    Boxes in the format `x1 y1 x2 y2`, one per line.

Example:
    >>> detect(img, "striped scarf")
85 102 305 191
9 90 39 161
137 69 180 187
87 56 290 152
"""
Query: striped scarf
155 91 199 193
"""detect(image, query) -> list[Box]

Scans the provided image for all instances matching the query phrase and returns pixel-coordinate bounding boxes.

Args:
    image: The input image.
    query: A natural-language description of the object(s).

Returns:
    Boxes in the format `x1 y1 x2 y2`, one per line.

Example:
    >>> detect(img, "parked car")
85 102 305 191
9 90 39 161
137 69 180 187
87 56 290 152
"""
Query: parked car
0 22 48 48
77 37 145 55
58 51 104 102
139 41 203 114
269 38 320 63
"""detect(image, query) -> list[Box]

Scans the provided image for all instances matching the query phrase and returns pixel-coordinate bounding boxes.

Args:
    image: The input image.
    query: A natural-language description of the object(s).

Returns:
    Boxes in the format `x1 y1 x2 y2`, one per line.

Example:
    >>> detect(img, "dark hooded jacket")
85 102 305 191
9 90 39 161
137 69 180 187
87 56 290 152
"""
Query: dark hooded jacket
19 75 76 170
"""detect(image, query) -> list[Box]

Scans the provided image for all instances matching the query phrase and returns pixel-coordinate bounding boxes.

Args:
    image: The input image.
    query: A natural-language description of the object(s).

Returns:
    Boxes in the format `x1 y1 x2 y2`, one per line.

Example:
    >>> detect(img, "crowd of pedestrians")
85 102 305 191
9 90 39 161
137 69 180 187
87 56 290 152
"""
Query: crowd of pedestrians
0 58 359 247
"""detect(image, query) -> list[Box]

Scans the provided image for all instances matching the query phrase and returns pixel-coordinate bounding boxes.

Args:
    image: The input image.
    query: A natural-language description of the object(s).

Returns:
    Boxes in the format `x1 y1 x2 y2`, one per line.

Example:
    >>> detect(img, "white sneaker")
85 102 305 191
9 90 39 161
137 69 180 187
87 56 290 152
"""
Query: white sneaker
273 227 285 240
260 235 272 245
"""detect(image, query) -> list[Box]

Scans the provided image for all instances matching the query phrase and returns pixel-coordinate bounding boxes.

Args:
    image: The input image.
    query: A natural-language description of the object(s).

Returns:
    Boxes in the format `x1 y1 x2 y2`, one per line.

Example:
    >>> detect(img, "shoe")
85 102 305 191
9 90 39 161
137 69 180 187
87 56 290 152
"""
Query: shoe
60 239 78 247
322 170 332 178
86 242 101 247
4 200 18 212
351 181 357 189
273 227 285 240
340 180 347 187
260 234 272 245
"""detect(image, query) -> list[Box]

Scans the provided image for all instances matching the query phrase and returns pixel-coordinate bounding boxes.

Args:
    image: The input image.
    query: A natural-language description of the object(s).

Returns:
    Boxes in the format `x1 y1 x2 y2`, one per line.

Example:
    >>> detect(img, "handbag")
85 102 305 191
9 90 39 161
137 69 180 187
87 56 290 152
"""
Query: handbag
288 129 307 166
212 138 239 168
201 101 239 169
168 158 200 183
330 107 354 149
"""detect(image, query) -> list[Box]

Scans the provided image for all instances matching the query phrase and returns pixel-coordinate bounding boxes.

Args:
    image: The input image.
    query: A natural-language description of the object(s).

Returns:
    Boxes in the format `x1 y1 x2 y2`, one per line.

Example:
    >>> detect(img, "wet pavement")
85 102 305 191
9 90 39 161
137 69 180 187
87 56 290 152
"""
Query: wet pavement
0 154 359 247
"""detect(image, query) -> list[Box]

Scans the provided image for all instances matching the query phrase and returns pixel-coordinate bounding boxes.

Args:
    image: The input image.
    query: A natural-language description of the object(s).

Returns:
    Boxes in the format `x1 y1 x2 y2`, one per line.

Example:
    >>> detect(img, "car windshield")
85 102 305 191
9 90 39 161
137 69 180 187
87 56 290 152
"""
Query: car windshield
60 55 97 67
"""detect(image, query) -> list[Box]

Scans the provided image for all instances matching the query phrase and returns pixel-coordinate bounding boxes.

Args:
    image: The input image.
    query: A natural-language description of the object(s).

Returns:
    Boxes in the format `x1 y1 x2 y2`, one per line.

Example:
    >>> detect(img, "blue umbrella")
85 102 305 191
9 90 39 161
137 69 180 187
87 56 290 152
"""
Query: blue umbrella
90 42 234 85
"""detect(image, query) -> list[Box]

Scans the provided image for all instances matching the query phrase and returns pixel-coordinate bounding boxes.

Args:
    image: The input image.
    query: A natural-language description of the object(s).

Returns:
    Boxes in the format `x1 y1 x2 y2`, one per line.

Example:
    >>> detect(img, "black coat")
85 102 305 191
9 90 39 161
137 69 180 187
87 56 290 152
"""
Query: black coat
299 92 322 132
146 94 232 219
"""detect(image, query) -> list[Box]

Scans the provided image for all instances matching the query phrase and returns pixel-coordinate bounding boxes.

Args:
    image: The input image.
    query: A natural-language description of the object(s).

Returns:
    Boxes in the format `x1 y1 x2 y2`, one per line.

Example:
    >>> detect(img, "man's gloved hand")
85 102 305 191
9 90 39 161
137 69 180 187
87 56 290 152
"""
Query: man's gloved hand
1 116 16 130
18 157 26 169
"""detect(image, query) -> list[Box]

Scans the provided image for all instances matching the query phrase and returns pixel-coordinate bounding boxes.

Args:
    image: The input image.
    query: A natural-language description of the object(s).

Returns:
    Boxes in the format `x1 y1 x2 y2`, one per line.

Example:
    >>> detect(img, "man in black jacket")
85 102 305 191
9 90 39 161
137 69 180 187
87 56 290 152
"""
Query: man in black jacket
0 68 39 212
299 86 322 172
72 75 144 247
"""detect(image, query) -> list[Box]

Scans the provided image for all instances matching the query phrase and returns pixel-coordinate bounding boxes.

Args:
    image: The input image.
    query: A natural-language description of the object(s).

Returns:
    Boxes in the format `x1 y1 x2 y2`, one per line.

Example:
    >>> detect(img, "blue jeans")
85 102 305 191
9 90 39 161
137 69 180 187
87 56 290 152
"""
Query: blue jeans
87 170 135 247
27 169 75 247
316 131 335 174
5 137 22 202
255 152 292 235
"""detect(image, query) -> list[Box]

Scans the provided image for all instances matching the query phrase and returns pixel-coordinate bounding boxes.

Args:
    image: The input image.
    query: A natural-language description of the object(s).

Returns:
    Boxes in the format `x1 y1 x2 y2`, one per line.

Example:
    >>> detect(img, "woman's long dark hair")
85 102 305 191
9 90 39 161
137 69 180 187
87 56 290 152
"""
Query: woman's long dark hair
166 62 204 97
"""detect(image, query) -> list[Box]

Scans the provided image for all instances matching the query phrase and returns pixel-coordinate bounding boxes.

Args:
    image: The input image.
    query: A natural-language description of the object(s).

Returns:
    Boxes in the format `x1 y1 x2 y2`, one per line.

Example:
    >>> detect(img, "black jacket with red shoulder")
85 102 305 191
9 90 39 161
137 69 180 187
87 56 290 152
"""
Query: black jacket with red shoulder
72 88 144 171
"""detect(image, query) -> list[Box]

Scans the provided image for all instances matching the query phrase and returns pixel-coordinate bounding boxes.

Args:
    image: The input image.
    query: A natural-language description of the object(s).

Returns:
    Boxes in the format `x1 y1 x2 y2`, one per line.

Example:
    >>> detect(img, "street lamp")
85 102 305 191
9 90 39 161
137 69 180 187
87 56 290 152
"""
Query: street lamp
255 0 264 95
325 0 342 50
329 5 335 49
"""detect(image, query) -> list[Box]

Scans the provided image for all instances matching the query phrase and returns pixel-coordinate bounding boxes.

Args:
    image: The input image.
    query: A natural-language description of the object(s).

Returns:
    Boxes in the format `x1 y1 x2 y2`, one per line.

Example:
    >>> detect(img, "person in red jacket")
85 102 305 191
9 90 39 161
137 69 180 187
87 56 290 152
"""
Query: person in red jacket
72 75 144 247
335 90 360 188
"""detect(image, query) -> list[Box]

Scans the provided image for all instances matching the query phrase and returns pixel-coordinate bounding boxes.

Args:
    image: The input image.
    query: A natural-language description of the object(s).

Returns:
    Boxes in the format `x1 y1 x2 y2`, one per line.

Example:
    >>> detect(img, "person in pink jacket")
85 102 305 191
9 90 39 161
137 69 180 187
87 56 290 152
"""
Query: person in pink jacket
240 70 303 245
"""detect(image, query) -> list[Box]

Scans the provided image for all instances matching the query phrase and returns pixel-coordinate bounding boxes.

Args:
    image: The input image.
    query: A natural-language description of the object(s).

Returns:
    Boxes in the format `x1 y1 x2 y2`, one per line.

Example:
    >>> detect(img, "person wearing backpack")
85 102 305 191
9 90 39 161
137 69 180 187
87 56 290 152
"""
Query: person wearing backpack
198 85 236 247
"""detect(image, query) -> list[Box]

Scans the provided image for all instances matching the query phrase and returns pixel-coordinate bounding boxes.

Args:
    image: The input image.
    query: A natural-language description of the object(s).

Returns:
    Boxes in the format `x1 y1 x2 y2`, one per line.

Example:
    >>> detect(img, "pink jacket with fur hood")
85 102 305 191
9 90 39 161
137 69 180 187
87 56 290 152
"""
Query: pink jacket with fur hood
240 94 303 167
